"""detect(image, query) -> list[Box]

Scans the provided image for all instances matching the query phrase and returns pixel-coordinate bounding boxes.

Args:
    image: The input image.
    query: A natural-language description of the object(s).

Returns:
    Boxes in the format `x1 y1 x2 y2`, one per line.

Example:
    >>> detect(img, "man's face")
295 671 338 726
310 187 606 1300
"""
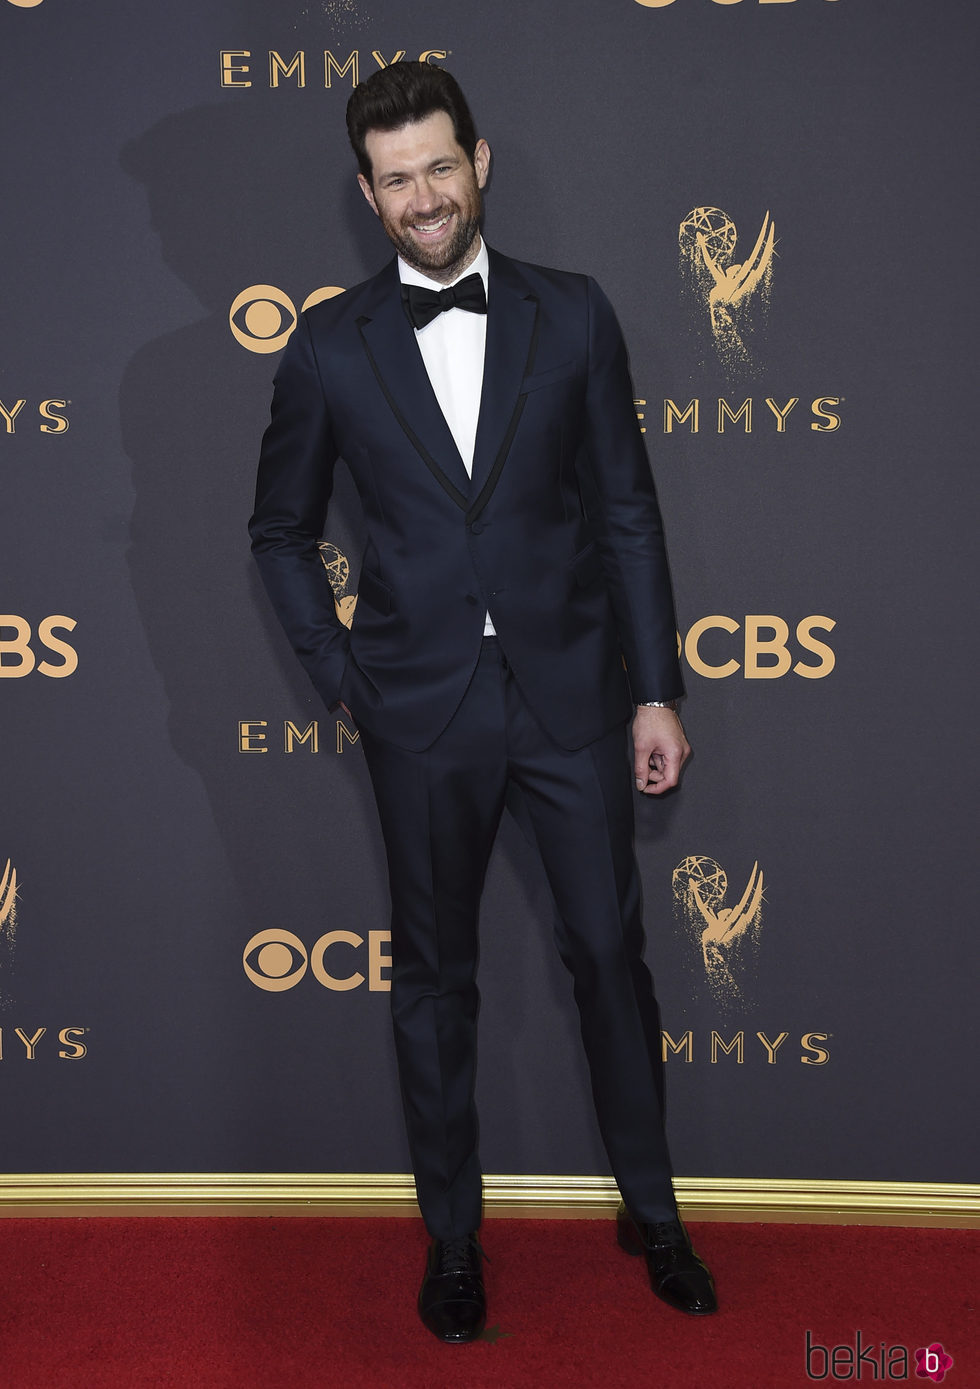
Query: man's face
358 111 490 282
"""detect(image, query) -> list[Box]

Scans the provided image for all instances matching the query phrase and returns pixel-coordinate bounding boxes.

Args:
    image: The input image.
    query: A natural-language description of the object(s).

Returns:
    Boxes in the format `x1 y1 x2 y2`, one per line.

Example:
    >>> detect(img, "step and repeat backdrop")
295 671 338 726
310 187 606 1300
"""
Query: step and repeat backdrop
1 0 975 1190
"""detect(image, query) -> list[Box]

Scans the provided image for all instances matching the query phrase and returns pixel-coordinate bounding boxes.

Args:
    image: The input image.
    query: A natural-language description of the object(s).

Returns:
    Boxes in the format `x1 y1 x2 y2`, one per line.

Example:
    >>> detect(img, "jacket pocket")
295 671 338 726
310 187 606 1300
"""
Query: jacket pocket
356 567 393 615
571 542 602 587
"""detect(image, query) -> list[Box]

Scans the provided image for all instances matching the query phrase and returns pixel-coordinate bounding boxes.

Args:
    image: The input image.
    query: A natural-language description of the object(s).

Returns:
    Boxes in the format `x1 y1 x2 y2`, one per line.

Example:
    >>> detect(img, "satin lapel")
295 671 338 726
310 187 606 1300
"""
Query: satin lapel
469 252 540 505
356 262 471 506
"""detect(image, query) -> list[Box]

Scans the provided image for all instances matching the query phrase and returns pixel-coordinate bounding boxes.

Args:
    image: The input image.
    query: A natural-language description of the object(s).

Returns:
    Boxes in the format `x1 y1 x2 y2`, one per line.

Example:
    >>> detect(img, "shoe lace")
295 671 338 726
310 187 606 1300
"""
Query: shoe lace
643 1220 686 1248
438 1234 489 1272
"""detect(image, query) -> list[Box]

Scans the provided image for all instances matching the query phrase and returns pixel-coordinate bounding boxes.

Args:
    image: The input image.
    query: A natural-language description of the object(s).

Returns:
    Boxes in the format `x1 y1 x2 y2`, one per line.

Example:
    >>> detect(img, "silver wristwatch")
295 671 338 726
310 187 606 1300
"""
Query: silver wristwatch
637 700 677 711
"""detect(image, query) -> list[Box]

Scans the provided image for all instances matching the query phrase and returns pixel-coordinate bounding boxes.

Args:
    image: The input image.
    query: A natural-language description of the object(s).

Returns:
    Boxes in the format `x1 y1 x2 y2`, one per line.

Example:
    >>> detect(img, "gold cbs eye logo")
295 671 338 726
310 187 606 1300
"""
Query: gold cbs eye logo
242 928 308 991
6 1 45 7
229 285 344 353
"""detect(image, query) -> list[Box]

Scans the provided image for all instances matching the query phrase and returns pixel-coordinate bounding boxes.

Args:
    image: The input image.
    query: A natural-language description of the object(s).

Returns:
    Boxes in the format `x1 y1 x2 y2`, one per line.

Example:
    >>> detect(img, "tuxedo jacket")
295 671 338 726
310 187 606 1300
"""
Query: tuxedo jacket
249 248 684 753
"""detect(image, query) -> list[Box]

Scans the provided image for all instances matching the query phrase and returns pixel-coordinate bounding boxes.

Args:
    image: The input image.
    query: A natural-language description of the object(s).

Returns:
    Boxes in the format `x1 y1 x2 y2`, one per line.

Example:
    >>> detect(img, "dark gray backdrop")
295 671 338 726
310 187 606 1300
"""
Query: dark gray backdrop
1 0 976 1188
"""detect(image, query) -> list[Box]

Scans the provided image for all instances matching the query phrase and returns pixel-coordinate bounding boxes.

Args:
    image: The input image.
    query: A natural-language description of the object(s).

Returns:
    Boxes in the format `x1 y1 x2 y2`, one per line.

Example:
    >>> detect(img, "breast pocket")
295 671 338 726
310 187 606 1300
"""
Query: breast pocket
521 361 578 393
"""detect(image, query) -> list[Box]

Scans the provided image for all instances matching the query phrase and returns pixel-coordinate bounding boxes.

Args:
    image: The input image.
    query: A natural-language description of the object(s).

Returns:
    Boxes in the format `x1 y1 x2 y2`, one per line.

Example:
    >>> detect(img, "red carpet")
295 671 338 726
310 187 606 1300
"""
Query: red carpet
1 1217 976 1388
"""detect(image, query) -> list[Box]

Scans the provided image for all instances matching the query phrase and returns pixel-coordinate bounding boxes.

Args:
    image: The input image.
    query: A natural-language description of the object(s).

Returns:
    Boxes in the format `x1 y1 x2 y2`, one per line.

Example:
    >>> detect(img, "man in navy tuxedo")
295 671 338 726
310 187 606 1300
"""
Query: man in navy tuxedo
250 61 716 1342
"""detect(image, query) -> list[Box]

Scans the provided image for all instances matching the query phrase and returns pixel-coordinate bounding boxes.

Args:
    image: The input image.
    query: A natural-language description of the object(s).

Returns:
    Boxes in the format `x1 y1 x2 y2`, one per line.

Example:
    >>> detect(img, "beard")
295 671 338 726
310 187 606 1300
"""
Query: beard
378 183 483 282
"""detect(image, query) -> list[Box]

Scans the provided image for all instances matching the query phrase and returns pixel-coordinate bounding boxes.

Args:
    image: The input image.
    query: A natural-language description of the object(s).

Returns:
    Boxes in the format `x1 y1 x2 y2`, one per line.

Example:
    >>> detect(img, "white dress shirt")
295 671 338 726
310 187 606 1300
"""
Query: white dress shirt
398 240 495 637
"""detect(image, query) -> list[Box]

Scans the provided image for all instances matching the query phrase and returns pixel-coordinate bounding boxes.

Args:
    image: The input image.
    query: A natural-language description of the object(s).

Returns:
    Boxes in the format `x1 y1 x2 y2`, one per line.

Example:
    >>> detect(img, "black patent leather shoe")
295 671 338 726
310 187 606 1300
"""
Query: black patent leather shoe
418 1232 487 1343
616 1201 717 1315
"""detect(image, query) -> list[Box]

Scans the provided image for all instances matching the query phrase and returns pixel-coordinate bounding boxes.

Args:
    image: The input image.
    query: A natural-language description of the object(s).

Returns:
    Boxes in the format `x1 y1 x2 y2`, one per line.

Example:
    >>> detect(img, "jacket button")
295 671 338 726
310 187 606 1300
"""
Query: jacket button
465 594 479 606
470 521 484 534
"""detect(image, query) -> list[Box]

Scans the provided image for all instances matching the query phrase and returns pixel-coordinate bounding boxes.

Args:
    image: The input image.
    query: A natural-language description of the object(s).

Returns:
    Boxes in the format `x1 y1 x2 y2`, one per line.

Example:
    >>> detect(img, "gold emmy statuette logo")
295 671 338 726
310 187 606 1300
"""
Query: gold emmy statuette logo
0 860 17 935
318 541 358 628
679 207 776 372
229 285 344 353
672 855 765 1004
1 859 19 1010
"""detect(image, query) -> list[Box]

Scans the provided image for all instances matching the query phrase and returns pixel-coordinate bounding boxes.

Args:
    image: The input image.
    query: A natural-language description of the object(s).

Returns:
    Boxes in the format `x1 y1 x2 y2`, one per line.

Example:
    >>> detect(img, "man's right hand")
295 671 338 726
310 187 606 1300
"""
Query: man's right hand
632 706 690 795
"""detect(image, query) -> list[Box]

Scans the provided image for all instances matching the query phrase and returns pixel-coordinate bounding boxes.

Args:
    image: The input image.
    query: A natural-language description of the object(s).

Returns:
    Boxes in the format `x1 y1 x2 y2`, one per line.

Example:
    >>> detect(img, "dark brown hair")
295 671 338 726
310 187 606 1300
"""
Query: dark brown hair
346 62 478 183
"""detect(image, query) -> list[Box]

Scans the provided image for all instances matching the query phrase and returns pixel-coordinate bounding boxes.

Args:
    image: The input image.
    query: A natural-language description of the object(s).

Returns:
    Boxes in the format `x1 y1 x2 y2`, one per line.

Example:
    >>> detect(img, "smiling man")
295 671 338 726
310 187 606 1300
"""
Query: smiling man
357 115 488 278
249 61 716 1343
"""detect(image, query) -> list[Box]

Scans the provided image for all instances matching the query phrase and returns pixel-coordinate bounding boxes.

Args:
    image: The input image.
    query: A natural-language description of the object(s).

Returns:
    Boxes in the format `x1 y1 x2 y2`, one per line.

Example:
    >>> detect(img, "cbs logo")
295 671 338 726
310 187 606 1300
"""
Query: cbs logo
0 616 77 678
680 615 835 679
229 285 345 353
5 1 45 8
243 928 391 992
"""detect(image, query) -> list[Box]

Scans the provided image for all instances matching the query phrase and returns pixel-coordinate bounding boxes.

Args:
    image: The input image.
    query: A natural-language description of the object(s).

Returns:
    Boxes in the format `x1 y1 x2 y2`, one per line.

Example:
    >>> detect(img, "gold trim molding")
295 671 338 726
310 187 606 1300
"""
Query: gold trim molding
0 1174 977 1226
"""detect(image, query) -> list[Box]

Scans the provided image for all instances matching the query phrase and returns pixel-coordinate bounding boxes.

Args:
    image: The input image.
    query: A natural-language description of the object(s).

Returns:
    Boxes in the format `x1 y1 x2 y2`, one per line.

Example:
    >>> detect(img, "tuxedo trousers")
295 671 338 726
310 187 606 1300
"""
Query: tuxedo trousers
358 637 677 1241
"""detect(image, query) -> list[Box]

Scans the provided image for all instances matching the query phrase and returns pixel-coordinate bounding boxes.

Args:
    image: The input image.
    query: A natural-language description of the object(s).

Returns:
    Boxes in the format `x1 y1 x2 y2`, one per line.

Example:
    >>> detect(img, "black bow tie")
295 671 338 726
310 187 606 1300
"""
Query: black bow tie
401 273 488 331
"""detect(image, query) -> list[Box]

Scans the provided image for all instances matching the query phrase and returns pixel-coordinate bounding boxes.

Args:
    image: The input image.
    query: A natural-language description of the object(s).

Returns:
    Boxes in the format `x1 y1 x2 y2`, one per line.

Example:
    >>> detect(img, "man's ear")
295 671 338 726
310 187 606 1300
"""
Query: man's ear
473 138 491 191
357 173 379 216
